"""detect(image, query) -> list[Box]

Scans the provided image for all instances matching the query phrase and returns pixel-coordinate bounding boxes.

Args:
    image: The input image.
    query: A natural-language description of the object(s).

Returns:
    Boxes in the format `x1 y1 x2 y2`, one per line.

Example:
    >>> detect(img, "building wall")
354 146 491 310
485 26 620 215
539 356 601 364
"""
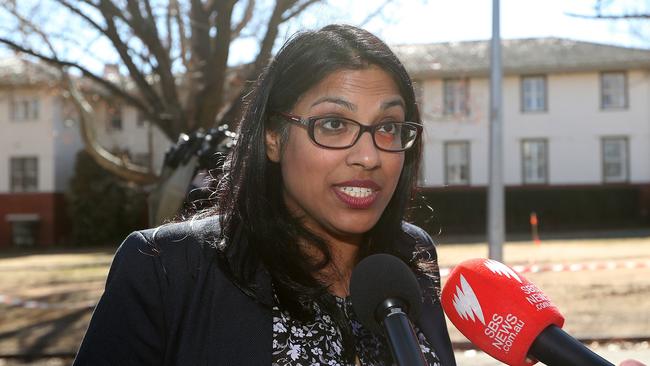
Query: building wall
419 69 650 187
53 97 85 192
0 86 56 192
93 103 171 174
0 84 170 247
0 192 66 248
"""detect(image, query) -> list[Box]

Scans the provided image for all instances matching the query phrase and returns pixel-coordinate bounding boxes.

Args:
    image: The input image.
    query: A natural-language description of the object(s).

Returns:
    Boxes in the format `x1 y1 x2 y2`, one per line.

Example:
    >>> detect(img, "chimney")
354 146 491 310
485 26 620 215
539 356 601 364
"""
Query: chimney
103 63 120 82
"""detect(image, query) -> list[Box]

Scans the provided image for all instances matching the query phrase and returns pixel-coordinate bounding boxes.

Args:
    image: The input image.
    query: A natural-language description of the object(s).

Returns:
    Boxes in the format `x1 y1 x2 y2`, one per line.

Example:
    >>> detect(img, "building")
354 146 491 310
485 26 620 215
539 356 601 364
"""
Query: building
3 38 650 246
393 38 650 234
0 58 168 248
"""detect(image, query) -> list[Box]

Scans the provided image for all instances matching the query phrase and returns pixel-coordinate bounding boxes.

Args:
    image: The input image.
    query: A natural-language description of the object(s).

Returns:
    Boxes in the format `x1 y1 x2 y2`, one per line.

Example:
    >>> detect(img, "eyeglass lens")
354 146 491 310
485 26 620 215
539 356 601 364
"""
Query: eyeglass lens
312 117 418 151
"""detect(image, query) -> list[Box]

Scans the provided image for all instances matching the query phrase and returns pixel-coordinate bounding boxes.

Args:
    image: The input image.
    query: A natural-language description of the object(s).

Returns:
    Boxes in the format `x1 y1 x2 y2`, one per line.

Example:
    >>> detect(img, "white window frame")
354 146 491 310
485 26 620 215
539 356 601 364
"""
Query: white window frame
521 139 548 184
10 98 40 121
444 141 470 185
521 75 547 112
443 78 469 116
600 71 627 109
107 104 123 131
602 137 629 183
10 156 39 192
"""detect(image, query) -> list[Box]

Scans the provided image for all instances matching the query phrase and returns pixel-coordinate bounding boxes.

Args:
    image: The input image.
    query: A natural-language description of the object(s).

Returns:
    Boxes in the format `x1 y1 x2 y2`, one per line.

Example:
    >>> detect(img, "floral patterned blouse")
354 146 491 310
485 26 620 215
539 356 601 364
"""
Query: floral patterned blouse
271 293 441 366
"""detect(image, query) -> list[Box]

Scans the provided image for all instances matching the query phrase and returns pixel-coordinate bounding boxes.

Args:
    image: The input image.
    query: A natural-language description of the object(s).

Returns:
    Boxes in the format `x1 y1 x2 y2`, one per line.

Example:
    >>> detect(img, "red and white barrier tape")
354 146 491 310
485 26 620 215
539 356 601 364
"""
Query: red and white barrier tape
440 259 650 278
2 259 649 309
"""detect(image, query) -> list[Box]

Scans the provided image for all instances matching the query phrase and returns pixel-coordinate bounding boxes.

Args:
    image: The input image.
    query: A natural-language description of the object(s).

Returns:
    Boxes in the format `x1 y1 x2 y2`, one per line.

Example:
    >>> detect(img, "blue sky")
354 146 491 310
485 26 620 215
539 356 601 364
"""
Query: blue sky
2 0 647 72
229 0 650 65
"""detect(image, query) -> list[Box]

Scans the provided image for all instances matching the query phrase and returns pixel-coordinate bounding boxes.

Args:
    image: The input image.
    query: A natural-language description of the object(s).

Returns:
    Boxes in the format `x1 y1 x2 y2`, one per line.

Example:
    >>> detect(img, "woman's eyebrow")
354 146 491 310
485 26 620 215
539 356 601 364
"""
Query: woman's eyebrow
310 96 357 111
381 98 405 110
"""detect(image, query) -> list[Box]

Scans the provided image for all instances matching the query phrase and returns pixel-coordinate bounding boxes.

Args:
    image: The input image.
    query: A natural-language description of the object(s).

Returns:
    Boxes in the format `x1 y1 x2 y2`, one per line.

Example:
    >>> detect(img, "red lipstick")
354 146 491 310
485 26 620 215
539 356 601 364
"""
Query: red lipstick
332 180 381 209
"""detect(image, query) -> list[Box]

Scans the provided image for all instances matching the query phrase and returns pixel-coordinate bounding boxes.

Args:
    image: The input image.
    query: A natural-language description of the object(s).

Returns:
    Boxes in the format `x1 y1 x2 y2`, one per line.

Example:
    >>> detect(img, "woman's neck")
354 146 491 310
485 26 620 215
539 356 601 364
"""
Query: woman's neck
317 237 362 298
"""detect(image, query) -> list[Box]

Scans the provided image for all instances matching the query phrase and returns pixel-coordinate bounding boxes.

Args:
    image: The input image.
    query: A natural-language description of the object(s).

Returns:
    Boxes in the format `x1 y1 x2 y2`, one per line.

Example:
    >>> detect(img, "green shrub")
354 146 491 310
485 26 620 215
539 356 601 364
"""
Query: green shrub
66 150 147 246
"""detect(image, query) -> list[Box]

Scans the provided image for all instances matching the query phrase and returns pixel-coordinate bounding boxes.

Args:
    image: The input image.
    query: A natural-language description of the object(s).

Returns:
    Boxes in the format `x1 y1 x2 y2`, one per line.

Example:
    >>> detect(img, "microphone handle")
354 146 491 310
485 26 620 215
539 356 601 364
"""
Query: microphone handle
382 308 428 366
529 325 614 366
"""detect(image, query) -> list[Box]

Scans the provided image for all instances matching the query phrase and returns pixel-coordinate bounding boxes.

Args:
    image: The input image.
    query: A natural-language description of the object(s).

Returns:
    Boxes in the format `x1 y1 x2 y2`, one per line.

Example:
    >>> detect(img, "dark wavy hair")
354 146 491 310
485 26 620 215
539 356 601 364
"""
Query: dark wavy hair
212 23 422 359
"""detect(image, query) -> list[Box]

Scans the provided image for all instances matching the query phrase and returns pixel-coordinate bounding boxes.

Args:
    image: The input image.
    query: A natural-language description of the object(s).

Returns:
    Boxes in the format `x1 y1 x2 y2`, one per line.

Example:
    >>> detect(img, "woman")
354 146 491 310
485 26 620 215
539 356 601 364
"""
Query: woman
72 24 645 366
74 24 451 366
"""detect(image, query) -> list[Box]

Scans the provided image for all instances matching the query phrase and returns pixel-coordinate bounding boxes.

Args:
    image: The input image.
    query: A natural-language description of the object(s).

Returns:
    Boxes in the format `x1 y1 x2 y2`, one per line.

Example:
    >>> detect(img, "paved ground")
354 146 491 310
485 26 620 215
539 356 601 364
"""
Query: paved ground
455 340 650 365
0 233 649 365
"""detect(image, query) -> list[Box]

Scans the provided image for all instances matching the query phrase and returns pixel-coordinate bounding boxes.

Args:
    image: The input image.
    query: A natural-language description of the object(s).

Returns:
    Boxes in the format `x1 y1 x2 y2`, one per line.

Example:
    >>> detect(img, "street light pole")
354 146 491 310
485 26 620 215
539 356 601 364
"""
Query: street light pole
488 0 504 261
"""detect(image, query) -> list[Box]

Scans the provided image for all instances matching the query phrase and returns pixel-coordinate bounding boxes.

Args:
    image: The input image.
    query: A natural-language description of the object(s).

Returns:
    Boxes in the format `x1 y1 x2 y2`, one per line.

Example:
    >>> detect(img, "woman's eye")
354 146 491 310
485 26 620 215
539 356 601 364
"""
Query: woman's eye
319 118 347 132
377 122 398 135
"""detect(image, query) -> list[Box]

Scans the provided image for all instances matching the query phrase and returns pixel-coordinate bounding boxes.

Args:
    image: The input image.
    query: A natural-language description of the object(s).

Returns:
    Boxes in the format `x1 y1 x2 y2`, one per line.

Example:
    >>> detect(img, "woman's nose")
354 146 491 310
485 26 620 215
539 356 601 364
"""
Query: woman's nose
346 130 381 169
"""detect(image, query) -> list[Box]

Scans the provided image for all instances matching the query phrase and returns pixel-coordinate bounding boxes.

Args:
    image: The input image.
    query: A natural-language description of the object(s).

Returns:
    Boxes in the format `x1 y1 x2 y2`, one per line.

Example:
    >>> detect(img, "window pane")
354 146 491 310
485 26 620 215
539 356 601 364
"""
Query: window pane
445 142 470 185
522 76 546 112
10 157 38 192
10 98 40 121
601 73 626 109
522 140 547 184
443 79 469 116
602 138 628 182
107 105 123 130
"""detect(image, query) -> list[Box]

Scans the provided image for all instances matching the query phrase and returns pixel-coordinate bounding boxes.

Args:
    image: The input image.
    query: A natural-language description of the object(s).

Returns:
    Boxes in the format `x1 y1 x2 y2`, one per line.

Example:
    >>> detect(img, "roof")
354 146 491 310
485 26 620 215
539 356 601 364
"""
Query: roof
391 38 650 78
0 57 61 87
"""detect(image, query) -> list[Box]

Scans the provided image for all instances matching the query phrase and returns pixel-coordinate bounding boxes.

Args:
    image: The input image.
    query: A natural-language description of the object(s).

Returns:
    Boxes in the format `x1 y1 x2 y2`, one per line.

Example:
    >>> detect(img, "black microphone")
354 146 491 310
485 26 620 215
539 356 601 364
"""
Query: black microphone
530 325 614 366
349 254 427 366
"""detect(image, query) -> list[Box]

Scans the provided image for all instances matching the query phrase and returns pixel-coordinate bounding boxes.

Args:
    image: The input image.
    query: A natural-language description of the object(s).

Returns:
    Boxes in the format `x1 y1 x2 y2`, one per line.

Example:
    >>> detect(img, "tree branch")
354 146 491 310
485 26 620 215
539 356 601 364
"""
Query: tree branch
0 36 150 117
100 12 164 123
232 0 255 39
172 0 190 70
98 0 183 133
63 72 159 184
281 0 320 22
566 11 650 20
192 0 237 130
54 0 105 34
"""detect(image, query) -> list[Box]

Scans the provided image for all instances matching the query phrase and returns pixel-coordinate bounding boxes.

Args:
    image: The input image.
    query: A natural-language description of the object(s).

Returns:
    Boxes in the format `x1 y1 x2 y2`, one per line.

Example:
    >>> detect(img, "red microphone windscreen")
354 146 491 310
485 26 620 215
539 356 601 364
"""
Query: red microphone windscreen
441 258 565 366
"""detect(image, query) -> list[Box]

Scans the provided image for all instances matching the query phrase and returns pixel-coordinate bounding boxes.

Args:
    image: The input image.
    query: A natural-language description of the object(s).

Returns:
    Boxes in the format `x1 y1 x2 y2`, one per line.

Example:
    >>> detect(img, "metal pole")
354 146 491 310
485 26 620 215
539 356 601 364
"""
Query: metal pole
488 0 504 261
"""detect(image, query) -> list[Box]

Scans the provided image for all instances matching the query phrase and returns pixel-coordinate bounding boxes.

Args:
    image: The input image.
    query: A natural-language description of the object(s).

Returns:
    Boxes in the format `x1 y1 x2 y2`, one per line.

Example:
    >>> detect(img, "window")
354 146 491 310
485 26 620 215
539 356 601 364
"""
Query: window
444 141 470 185
137 110 147 127
602 137 628 183
8 216 39 247
443 78 469 116
107 104 123 130
521 75 546 112
132 152 151 166
10 157 38 192
412 79 424 106
10 98 39 121
521 139 547 184
601 72 627 109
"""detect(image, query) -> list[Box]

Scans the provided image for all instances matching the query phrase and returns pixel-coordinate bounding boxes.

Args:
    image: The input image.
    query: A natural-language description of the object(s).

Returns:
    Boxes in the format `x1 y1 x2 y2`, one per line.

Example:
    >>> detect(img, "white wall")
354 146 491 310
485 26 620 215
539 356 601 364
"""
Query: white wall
0 87 56 192
53 98 84 192
0 86 173 194
419 69 650 187
94 104 171 175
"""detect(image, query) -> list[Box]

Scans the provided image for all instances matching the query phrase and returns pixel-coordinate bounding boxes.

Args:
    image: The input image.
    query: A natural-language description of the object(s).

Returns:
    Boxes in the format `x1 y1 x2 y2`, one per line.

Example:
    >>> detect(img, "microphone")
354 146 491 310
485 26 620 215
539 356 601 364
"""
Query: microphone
349 254 427 366
440 258 614 366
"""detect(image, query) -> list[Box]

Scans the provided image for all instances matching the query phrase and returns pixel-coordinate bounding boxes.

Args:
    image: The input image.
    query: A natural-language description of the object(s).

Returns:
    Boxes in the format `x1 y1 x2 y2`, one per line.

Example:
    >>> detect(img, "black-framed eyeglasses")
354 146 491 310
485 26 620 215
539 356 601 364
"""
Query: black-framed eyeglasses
273 112 422 152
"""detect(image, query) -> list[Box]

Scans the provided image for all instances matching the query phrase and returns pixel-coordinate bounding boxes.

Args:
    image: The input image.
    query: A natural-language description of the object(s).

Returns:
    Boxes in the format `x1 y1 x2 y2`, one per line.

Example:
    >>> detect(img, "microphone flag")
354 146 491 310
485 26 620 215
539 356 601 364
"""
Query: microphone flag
441 258 564 366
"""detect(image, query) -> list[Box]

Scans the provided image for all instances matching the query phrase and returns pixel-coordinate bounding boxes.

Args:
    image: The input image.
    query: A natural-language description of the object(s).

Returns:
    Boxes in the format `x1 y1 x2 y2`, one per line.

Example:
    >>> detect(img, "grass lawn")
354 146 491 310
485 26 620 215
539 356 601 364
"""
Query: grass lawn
0 236 649 358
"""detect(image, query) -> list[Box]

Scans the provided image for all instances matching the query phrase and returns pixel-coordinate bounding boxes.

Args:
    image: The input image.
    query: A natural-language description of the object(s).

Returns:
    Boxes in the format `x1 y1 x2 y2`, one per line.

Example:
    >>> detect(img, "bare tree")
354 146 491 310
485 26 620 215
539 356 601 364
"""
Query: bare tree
566 1 650 51
0 0 396 223
0 0 324 182
567 0 650 20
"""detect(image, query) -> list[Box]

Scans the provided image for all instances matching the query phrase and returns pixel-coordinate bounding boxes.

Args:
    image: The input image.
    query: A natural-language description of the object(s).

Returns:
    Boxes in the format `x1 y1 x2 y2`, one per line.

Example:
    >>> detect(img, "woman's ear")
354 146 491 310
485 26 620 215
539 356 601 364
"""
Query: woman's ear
265 129 281 162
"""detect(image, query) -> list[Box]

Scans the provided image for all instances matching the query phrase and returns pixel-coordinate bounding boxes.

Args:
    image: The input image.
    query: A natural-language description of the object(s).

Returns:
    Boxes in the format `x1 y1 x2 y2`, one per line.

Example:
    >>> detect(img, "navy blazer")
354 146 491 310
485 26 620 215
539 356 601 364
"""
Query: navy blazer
73 217 456 365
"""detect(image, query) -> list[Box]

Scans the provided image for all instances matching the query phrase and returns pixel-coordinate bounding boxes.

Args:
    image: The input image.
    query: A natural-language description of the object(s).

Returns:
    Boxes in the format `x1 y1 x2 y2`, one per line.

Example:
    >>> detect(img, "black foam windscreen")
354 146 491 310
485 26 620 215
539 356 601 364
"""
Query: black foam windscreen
349 253 423 334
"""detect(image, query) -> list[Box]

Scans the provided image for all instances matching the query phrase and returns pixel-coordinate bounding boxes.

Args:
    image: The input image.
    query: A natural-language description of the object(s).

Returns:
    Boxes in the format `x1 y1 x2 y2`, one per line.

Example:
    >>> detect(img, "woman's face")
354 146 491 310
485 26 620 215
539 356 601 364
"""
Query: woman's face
265 65 406 244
